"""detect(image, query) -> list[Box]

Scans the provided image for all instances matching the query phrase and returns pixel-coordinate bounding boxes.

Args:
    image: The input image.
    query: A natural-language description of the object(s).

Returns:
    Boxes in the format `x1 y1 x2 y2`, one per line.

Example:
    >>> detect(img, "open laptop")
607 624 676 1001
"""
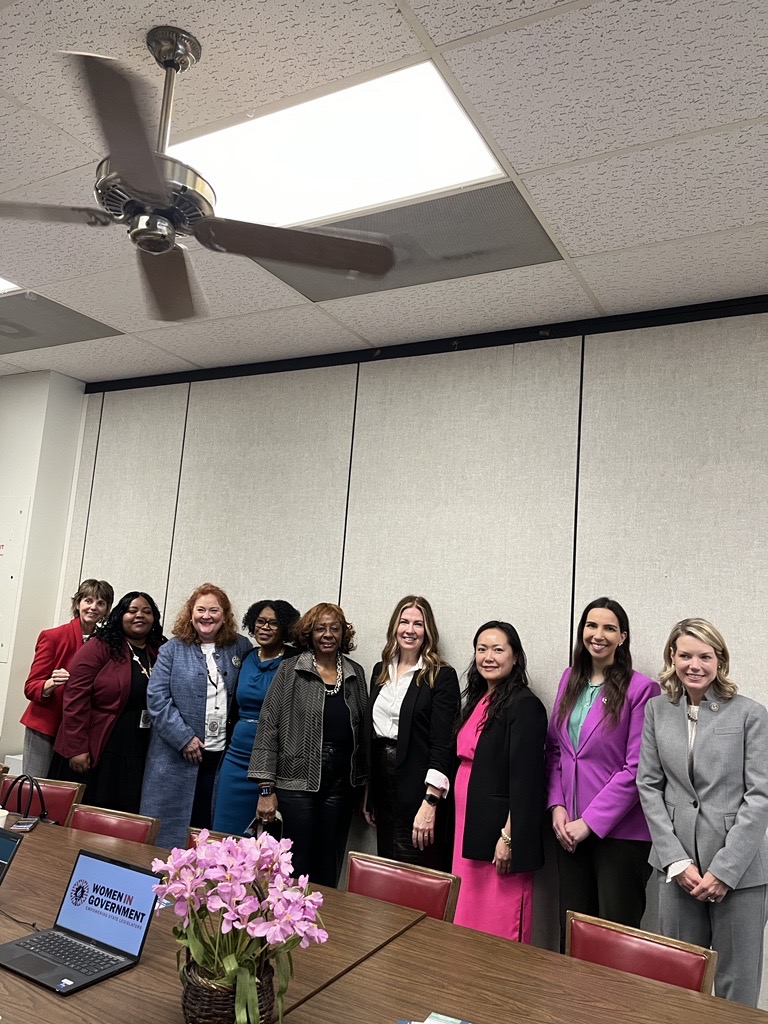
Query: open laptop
0 849 159 994
0 827 24 884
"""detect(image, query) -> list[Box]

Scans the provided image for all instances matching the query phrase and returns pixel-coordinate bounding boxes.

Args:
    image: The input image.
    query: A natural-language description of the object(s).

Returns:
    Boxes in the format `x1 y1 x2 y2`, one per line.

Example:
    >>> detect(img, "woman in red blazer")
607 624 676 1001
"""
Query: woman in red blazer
20 578 113 778
545 597 659 948
51 592 165 813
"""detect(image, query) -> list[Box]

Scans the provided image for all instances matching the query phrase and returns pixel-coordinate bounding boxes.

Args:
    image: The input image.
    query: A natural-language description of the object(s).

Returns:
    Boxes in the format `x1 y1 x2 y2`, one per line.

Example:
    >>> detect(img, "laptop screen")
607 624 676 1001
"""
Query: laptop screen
0 828 22 883
54 851 158 958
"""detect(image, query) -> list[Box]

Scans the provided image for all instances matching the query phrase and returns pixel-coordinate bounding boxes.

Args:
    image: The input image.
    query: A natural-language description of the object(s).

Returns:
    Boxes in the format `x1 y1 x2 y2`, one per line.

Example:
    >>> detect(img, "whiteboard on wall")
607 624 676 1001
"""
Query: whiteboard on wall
0 498 29 664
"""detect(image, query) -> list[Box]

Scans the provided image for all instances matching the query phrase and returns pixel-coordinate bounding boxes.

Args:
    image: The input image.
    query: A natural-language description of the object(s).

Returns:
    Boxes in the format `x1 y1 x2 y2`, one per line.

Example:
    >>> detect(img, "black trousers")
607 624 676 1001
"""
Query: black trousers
190 750 223 831
556 834 652 951
277 743 356 888
370 738 450 871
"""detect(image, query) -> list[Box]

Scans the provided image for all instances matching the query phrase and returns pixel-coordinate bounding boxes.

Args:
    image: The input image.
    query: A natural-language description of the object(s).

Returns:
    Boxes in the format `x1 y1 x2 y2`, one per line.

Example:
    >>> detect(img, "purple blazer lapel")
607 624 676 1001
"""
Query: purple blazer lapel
576 691 610 751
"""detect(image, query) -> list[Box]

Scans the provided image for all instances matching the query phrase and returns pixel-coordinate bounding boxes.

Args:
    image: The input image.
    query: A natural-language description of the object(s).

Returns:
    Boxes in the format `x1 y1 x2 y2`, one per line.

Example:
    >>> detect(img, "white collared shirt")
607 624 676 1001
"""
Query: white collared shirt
372 656 450 795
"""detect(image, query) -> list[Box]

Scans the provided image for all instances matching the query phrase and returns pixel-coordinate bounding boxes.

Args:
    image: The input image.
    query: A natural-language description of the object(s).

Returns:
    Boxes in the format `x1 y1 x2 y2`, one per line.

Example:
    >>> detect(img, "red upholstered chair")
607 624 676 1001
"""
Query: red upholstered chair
69 804 160 844
346 851 461 922
0 776 84 826
565 911 718 994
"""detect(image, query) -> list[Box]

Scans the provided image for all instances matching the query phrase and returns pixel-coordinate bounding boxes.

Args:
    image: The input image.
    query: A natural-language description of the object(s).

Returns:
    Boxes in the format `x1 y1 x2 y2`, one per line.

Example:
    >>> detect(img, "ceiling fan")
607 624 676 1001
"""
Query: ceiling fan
0 26 395 320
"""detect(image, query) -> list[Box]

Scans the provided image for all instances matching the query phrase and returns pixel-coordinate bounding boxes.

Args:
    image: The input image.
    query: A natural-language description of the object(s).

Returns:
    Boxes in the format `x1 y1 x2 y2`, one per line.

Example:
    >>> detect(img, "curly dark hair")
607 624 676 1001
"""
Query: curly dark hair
95 592 166 660
458 621 530 733
291 603 356 653
242 600 300 642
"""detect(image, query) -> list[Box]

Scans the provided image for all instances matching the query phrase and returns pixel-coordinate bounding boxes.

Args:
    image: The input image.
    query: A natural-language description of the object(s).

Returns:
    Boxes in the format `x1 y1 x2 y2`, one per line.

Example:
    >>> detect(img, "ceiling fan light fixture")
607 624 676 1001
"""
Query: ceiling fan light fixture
129 213 176 253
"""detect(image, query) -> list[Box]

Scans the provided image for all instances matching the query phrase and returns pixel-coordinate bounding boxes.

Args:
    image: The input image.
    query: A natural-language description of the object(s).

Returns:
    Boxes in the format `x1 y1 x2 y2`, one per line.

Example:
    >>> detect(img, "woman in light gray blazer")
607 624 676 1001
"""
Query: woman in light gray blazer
638 618 768 1007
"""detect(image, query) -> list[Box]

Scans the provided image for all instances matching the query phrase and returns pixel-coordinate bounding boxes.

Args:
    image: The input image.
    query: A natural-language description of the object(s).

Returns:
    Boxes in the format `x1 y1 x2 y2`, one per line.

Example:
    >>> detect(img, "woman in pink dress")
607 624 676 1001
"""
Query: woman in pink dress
452 620 547 942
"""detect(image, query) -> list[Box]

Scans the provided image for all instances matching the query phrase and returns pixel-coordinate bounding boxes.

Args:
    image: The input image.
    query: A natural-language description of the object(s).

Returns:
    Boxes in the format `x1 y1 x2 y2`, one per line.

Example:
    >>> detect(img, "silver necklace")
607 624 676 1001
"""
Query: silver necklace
313 653 343 696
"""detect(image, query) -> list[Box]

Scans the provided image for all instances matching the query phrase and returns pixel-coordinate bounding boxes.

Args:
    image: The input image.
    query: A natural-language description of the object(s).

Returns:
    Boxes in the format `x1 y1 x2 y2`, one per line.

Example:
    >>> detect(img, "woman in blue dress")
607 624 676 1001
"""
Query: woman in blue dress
213 600 299 835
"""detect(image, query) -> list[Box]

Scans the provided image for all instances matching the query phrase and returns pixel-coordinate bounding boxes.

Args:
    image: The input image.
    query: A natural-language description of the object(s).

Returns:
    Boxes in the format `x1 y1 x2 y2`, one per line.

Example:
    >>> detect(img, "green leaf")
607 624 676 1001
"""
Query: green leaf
234 967 249 1024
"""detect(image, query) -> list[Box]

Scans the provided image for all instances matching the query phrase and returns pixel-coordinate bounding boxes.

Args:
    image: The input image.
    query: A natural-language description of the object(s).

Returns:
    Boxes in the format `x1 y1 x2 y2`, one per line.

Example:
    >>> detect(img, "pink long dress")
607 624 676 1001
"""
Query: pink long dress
452 695 534 942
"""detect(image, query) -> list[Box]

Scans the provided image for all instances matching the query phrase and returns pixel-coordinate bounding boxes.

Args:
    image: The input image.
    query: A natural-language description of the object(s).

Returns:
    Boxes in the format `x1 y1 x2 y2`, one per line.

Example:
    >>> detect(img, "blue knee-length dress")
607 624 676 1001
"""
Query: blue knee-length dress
213 648 287 835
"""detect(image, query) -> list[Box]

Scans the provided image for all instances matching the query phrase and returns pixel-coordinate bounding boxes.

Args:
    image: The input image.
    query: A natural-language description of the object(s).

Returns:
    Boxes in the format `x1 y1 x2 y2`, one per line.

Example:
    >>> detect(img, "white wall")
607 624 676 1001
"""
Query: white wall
0 371 86 755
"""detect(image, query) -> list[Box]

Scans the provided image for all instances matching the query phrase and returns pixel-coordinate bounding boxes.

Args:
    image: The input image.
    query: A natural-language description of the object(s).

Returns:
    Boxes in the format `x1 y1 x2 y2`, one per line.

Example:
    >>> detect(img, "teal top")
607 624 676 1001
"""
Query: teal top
568 681 603 749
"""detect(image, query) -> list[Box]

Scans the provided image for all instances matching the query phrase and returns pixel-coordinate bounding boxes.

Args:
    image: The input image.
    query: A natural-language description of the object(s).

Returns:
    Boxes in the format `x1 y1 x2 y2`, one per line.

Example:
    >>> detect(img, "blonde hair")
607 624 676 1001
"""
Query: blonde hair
660 618 737 702
375 596 446 689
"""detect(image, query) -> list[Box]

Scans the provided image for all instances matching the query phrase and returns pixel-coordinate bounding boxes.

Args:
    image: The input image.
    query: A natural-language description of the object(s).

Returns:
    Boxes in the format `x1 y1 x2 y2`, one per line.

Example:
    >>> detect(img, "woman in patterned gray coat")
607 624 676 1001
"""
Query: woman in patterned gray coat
249 602 367 886
141 583 252 849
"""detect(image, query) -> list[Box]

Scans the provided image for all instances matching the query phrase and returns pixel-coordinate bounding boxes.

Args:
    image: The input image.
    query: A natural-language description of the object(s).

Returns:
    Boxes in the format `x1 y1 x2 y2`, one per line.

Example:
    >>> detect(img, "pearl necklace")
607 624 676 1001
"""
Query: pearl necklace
313 653 343 696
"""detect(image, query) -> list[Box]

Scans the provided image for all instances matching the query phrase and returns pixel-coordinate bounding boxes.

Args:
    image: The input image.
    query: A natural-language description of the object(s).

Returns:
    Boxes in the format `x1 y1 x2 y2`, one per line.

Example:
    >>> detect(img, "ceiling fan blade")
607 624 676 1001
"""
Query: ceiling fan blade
0 201 112 227
193 217 395 276
137 246 206 321
75 53 168 201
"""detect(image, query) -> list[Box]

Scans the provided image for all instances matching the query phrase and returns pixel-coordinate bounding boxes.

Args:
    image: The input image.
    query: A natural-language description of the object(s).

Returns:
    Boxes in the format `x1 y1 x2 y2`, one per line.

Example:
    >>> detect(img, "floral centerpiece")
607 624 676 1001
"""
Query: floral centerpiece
152 830 328 1024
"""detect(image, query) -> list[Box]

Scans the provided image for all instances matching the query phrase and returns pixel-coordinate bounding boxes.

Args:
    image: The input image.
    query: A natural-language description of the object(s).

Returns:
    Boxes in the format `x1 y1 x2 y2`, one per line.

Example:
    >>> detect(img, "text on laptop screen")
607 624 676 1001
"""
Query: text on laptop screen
55 853 158 957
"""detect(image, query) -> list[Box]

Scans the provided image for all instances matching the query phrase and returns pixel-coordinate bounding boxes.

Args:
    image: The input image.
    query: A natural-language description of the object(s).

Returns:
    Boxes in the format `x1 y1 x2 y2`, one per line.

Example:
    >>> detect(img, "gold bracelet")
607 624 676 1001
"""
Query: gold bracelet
500 829 512 847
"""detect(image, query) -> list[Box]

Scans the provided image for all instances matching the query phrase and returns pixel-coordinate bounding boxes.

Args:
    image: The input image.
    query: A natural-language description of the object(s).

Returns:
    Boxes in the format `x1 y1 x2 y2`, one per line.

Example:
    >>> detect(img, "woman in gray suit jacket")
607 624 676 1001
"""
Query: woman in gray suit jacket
638 618 768 1006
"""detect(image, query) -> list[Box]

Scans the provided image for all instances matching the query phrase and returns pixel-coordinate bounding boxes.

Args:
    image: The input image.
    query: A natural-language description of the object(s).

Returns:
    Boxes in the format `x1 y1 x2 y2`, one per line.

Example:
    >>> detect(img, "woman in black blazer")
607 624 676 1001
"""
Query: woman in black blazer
364 596 460 869
452 621 547 942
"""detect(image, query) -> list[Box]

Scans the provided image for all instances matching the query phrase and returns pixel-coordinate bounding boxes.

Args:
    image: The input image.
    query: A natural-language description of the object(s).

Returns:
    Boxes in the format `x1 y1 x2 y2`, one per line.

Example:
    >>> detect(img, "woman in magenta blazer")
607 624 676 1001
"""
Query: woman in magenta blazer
20 578 113 778
545 597 659 947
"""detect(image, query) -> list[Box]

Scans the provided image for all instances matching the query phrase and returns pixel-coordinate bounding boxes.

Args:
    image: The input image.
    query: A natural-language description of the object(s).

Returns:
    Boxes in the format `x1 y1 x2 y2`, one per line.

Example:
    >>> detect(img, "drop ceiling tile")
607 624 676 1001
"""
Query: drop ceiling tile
321 262 598 345
410 0 573 43
573 227 768 315
0 1 420 151
0 166 135 287
525 124 768 256
0 100 97 193
7 333 201 382
444 0 768 169
37 247 309 334
0 357 25 375
134 305 367 368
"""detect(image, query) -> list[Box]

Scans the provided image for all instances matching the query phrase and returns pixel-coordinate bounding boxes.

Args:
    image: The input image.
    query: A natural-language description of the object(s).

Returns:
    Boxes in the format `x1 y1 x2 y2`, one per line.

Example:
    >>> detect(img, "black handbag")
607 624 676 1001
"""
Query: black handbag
2 773 60 825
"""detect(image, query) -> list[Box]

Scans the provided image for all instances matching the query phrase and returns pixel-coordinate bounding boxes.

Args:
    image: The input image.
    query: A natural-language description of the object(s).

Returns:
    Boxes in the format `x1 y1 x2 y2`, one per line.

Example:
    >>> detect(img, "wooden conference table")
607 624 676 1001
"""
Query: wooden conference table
0 824 765 1024
0 823 424 1024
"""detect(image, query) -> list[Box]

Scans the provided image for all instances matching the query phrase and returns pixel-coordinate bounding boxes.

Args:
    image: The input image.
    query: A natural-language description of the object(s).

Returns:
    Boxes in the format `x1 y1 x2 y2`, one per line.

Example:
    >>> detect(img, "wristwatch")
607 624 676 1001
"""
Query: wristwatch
423 793 439 806
259 785 275 798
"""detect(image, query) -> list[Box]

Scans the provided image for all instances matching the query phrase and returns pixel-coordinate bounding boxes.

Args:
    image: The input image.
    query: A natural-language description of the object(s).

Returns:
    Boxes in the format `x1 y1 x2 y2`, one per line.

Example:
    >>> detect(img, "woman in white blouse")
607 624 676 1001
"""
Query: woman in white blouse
363 596 460 869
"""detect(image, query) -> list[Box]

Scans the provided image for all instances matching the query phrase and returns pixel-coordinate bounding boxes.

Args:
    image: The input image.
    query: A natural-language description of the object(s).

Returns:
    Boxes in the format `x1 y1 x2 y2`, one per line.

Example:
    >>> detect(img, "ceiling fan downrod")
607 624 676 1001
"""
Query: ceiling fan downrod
146 26 202 155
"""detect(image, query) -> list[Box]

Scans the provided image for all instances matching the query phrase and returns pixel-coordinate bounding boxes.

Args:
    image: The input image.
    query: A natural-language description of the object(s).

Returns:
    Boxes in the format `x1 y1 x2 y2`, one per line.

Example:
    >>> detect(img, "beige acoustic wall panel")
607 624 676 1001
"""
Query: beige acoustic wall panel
58 390 102 623
340 339 582 704
79 384 189 614
164 365 358 629
575 314 768 688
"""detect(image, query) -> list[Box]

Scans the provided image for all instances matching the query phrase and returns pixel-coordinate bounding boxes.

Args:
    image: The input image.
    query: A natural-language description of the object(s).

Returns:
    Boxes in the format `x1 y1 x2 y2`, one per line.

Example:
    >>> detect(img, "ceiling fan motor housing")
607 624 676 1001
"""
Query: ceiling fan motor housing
94 154 216 247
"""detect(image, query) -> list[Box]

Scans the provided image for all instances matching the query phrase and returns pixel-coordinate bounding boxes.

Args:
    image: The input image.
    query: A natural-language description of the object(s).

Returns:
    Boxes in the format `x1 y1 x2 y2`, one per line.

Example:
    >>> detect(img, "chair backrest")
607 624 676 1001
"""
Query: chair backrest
565 911 718 994
346 851 460 922
69 804 160 844
186 827 232 847
0 776 84 826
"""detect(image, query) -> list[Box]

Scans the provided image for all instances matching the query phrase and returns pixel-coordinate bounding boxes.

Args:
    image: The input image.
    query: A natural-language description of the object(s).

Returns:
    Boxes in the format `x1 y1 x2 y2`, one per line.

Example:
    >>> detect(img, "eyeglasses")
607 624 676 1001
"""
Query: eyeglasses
255 617 279 631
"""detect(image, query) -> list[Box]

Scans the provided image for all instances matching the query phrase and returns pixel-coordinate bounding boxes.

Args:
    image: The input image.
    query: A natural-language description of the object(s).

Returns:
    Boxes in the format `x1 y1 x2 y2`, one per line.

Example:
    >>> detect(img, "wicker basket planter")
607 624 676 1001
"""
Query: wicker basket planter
181 960 275 1024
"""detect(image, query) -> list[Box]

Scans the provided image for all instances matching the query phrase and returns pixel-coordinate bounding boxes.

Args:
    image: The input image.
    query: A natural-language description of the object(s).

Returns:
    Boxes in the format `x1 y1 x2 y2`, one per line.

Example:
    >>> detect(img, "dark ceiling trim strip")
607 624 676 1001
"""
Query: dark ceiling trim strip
84 292 768 394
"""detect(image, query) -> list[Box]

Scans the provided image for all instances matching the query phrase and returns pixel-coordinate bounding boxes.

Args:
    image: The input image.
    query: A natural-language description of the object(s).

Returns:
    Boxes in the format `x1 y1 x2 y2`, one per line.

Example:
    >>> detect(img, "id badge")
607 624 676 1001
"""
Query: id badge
139 710 152 729
206 711 226 741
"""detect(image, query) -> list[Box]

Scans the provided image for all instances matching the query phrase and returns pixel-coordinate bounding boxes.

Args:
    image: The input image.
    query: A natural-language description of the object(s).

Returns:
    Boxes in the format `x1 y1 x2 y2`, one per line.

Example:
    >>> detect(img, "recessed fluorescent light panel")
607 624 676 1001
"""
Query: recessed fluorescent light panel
0 276 20 294
169 62 503 227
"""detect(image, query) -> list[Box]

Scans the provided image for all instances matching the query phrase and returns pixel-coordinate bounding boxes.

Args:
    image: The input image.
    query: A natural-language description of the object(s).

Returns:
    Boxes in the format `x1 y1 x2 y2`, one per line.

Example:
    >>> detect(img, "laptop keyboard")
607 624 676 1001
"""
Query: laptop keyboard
17 932 124 976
